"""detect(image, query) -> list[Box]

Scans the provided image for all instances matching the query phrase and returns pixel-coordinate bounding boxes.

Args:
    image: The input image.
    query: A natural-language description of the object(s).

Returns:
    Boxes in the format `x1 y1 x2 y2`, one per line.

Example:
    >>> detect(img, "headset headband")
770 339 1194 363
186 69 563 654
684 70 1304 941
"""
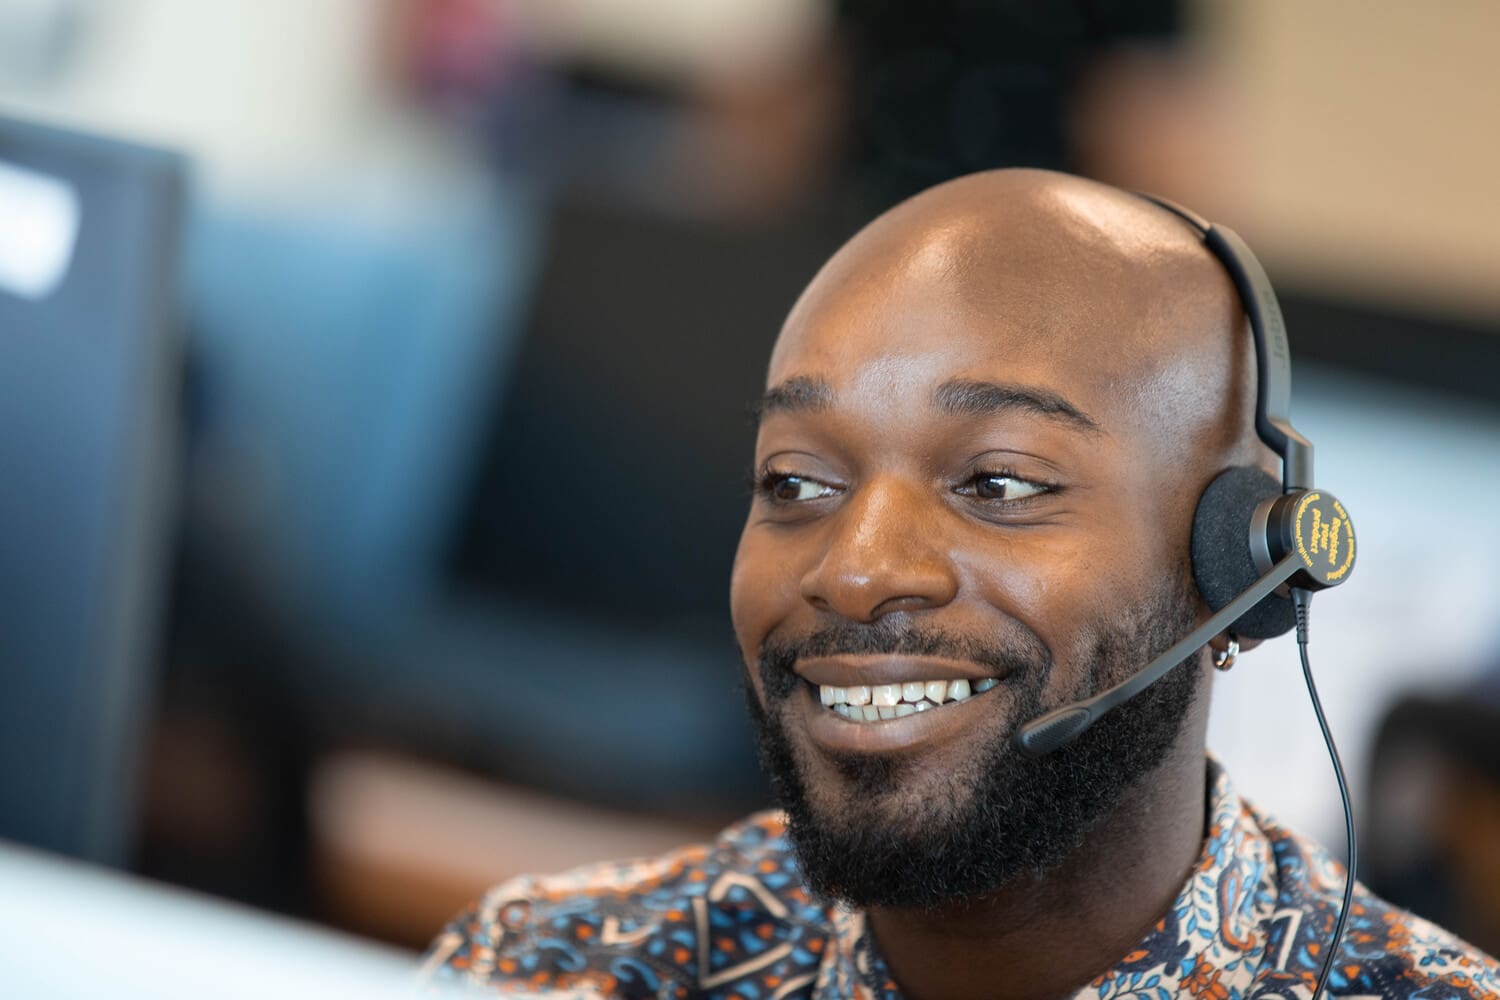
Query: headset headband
1135 194 1314 492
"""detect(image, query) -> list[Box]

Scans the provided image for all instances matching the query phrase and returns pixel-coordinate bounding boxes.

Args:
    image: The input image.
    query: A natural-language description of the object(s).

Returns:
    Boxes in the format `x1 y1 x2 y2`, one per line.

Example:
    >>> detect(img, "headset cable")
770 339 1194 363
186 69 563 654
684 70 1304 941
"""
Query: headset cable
1294 588 1357 1000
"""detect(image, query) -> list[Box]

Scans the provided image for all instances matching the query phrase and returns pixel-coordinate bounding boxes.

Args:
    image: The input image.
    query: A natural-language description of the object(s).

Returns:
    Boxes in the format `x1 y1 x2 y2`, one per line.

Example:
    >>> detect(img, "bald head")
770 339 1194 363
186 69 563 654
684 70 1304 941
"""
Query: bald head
732 169 1265 917
770 168 1263 478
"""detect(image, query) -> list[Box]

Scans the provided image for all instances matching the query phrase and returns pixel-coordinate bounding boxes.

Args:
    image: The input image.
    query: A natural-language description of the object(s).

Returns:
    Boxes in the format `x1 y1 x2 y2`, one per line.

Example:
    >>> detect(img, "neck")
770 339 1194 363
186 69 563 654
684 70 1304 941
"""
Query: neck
864 727 1209 1000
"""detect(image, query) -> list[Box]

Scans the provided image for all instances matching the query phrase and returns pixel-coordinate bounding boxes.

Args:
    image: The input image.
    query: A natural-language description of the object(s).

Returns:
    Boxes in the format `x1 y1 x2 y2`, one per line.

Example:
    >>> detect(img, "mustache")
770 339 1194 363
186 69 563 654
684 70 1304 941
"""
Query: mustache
756 619 1051 700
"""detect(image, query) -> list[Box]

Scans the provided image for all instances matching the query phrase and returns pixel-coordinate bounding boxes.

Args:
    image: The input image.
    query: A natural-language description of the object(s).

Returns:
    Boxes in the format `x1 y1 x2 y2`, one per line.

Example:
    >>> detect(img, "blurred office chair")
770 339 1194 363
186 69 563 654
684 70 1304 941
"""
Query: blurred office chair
1365 686 1500 955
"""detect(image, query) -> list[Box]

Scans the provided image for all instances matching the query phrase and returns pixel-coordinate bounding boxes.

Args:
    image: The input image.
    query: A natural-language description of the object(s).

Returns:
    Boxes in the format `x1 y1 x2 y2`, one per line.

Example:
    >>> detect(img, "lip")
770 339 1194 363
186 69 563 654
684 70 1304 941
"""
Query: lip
795 676 1009 757
794 655 1003 688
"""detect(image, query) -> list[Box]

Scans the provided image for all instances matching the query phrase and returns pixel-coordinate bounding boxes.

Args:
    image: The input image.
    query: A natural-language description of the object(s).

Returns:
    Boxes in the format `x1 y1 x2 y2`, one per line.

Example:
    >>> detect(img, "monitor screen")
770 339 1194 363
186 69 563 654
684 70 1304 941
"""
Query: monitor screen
0 114 184 864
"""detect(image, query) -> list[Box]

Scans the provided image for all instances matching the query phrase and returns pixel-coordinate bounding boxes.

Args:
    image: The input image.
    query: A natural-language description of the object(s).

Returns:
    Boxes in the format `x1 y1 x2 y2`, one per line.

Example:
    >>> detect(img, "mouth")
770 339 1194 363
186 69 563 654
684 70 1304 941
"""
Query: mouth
815 677 1000 722
789 655 1008 742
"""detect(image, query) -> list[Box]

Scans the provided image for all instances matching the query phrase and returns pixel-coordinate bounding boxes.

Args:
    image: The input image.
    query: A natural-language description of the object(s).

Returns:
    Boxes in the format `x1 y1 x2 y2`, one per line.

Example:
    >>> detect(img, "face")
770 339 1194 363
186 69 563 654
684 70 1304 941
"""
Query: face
729 199 1226 907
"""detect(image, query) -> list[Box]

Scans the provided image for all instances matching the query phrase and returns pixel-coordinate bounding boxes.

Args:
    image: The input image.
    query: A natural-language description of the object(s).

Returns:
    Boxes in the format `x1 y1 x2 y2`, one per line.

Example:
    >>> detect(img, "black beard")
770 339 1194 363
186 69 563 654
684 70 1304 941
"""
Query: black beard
743 578 1203 910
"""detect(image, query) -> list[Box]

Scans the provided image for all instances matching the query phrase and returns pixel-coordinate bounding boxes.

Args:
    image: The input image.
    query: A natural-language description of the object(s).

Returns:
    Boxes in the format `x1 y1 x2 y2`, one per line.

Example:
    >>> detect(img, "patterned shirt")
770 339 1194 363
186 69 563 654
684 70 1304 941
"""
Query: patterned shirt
424 760 1500 999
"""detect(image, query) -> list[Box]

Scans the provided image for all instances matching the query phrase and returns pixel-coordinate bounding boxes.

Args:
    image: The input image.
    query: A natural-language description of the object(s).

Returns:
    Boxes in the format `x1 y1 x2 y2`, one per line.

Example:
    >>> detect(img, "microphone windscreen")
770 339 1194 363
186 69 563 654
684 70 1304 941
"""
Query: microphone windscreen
1191 467 1297 640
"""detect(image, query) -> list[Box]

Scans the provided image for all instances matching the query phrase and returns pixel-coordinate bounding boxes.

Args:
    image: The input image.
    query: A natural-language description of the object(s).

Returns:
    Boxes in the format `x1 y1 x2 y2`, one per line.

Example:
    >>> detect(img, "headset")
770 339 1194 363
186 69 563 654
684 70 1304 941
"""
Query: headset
1014 194 1358 1000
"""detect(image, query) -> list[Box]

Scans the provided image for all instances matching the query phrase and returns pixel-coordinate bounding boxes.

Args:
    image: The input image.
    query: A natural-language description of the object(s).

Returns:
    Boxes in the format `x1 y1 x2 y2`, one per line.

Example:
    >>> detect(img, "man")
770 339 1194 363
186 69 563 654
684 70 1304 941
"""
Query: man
425 170 1500 998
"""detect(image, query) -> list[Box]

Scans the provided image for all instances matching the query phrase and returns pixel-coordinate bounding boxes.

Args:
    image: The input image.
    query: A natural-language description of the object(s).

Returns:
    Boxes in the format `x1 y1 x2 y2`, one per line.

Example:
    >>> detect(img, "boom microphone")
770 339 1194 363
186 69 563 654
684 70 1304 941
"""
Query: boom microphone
1016 554 1296 756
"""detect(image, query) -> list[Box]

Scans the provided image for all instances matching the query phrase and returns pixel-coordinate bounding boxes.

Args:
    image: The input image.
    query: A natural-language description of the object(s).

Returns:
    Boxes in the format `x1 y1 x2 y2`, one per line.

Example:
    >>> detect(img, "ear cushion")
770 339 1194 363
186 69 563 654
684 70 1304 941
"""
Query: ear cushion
1191 467 1297 640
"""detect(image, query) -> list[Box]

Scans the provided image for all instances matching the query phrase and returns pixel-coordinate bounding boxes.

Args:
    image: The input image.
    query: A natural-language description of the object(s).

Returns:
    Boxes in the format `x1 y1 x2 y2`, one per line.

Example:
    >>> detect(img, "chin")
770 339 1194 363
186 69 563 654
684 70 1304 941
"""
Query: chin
794 734 994 841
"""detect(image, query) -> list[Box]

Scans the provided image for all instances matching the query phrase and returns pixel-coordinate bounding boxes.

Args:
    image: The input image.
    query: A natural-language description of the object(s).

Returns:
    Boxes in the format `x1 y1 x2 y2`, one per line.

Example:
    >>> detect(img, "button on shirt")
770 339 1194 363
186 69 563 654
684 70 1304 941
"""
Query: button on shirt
424 759 1500 998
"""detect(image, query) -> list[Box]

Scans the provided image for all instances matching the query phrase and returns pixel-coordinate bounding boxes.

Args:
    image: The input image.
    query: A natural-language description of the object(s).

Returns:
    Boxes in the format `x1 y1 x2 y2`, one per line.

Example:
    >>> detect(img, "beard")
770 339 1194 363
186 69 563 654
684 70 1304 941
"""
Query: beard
743 575 1204 910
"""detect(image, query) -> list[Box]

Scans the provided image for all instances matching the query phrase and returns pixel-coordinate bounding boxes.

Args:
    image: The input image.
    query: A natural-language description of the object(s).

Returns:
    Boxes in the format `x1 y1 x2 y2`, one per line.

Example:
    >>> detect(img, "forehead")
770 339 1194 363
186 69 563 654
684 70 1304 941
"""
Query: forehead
766 219 1204 433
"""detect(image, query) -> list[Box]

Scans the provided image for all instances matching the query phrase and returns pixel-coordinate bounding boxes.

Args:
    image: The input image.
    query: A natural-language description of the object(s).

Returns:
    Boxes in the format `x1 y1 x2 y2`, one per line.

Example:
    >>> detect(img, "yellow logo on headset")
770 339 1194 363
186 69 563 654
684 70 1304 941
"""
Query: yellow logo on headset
1293 492 1356 585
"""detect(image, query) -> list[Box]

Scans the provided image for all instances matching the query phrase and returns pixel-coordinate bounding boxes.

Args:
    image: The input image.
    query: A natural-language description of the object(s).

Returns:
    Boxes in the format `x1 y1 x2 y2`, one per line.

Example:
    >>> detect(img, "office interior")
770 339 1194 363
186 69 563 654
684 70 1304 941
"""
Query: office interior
2 0 1499 963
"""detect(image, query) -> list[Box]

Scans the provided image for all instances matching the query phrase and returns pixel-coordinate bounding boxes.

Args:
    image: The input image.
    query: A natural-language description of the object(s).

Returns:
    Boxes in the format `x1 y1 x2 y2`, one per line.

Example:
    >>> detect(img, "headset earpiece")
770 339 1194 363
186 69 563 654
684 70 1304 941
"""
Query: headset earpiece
1191 466 1297 639
1191 466 1357 640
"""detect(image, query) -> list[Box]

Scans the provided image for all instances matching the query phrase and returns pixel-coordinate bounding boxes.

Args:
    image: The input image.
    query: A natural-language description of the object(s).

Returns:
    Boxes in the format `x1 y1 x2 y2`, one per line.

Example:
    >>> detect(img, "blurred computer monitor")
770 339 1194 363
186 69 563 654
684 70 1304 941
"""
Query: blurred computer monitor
0 114 184 865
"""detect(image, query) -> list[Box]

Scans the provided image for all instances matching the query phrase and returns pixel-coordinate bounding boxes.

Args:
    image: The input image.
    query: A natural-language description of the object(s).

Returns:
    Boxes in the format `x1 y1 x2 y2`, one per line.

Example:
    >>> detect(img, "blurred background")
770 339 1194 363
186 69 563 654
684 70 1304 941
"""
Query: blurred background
2 0 1499 961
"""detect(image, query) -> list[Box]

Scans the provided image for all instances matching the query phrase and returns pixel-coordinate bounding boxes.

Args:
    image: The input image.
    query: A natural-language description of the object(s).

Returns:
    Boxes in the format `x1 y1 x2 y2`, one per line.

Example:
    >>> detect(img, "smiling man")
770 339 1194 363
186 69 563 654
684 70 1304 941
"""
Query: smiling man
426 170 1499 999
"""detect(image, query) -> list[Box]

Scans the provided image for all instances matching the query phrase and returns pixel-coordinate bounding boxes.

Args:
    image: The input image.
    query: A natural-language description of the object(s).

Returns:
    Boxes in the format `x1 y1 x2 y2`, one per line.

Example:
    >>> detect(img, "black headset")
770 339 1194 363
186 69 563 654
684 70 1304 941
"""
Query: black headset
1161 195 1356 640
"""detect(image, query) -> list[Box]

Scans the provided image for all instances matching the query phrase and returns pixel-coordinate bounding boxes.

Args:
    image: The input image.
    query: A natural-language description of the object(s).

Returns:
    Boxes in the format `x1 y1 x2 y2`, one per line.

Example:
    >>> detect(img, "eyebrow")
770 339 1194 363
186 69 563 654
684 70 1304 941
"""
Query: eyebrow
754 374 1101 434
752 375 834 422
932 378 1101 433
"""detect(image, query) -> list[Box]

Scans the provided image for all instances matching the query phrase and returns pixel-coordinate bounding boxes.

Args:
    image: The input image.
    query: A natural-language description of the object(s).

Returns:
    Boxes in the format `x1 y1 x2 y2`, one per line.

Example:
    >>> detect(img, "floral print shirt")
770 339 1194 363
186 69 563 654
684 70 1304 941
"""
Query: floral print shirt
424 760 1500 999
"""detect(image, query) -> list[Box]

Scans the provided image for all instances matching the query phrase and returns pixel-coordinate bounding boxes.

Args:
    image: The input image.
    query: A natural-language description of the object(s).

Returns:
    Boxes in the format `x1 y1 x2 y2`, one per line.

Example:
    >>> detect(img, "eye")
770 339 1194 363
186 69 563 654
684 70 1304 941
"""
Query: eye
956 470 1050 503
758 471 840 503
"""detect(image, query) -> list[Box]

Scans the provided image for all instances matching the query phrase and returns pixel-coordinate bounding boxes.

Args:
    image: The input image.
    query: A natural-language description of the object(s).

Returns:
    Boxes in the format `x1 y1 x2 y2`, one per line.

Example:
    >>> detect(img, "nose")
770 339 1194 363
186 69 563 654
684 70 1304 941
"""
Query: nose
799 474 961 623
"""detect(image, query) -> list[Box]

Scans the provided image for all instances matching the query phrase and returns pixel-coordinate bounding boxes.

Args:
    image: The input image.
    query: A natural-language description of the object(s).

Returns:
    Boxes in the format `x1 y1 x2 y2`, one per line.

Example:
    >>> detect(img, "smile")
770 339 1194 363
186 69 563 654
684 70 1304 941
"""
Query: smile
818 678 1000 722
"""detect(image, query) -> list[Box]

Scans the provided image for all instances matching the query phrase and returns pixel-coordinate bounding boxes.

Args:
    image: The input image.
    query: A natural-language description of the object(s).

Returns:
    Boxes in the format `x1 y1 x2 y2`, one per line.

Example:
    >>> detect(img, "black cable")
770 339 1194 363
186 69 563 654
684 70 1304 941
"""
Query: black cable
1293 588 1357 1000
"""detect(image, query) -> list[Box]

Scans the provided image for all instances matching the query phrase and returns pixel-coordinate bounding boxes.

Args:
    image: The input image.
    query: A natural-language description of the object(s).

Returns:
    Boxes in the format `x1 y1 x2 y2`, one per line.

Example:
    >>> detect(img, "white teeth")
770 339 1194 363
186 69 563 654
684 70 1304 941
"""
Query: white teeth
818 677 999 722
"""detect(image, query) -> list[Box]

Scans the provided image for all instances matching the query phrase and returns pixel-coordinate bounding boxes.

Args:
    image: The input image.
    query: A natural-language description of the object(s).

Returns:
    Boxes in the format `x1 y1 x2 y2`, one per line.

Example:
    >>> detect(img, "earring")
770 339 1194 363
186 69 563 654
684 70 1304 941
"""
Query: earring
1213 634 1240 672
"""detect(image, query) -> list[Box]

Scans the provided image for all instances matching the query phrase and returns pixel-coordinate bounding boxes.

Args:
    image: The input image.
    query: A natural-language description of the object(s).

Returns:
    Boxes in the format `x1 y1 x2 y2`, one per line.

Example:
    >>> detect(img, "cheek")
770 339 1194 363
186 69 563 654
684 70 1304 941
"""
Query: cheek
964 558 1068 693
727 552 757 660
958 525 1160 679
729 527 806 680
960 530 1108 620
